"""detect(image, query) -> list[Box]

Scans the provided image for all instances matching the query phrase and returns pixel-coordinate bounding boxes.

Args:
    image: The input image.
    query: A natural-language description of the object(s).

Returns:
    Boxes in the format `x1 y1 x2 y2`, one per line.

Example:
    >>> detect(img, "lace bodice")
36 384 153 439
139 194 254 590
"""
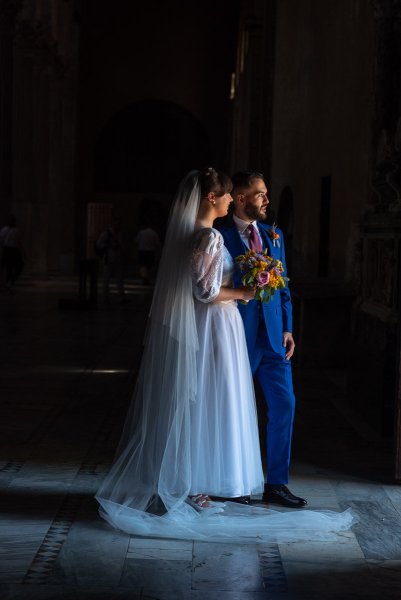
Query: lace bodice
191 228 234 303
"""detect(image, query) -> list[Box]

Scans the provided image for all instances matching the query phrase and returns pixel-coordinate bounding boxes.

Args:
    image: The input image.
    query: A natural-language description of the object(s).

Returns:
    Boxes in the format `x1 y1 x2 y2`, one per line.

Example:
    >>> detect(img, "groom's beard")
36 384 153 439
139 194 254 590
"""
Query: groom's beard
244 203 268 221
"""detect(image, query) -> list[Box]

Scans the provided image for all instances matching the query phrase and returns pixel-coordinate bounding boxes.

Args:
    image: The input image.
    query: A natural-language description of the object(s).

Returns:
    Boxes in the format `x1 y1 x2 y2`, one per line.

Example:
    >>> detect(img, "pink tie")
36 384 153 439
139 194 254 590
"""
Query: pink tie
247 224 263 252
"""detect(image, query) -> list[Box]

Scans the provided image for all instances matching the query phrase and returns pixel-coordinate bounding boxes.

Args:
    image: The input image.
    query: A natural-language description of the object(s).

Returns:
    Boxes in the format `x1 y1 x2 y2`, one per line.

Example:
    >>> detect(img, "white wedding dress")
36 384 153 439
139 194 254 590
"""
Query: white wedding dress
189 227 264 498
96 170 355 543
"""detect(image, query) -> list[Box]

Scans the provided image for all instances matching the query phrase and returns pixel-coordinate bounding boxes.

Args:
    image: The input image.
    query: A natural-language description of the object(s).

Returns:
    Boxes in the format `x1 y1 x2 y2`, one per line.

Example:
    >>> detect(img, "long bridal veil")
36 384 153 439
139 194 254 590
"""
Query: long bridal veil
96 170 355 543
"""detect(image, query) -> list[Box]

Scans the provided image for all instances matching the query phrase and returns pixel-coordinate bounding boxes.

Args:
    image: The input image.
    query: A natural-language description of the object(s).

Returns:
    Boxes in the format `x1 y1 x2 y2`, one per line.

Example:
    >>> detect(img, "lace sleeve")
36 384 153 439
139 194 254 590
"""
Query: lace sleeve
191 228 224 303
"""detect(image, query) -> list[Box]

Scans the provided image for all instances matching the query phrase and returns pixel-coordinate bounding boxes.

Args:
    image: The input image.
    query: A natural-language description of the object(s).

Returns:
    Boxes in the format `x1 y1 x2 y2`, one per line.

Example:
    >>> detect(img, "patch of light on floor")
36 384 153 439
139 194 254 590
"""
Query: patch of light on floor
92 369 130 374
30 366 130 374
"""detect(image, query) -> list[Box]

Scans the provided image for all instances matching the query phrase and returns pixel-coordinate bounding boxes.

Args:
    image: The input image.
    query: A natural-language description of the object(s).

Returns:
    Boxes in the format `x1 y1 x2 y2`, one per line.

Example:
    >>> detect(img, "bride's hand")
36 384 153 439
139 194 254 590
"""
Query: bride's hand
239 286 256 302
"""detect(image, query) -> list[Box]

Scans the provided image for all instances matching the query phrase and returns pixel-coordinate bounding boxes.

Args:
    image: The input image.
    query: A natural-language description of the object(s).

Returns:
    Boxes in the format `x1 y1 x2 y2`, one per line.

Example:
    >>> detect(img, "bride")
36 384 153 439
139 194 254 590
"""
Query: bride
96 167 354 542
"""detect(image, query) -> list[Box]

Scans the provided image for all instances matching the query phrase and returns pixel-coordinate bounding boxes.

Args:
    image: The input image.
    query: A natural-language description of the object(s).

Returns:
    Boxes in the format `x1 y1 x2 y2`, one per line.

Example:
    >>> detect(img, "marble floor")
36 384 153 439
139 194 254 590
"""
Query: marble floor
1 277 401 599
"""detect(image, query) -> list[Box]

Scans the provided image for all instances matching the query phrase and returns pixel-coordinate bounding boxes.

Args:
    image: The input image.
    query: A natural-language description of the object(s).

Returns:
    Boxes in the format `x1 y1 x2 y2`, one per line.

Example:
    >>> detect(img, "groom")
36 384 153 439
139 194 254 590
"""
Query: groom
218 171 306 508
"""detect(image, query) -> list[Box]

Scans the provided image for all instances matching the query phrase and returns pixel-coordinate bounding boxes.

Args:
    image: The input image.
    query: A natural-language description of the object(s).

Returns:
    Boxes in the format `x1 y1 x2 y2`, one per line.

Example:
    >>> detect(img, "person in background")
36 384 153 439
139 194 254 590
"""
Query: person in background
96 217 125 304
0 215 25 291
135 216 161 285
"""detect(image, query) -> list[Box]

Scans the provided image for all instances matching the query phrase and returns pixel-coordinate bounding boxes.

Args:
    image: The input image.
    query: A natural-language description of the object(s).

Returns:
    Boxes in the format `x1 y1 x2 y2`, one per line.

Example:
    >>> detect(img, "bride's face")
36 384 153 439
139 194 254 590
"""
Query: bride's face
214 192 233 217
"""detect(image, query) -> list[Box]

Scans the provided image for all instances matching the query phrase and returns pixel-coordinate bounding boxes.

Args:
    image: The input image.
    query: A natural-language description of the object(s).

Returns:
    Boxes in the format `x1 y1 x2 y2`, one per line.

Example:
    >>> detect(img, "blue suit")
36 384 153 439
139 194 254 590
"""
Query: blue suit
218 219 295 484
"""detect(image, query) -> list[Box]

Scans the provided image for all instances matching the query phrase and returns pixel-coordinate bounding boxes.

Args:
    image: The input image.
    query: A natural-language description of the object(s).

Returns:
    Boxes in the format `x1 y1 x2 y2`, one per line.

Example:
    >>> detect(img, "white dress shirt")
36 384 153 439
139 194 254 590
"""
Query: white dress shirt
232 214 264 250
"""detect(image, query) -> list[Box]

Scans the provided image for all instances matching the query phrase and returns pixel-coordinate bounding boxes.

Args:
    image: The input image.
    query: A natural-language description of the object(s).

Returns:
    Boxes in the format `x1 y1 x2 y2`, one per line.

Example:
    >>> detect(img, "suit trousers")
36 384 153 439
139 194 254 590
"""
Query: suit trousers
250 319 296 485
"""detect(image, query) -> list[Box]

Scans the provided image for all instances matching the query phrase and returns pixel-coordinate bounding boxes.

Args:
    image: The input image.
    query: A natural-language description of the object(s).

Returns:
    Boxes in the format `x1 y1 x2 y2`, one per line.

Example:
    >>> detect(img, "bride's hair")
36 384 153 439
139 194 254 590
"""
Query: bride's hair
199 167 232 198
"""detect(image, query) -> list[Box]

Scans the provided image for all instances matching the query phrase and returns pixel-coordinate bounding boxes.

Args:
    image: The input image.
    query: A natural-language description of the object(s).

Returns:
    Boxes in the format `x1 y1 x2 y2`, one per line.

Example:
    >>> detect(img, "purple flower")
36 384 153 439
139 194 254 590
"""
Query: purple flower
257 271 270 287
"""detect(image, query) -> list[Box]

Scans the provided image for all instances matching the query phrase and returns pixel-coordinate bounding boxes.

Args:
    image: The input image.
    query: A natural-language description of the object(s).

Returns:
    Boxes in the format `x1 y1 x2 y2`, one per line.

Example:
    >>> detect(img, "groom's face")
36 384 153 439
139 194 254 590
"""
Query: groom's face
243 178 269 221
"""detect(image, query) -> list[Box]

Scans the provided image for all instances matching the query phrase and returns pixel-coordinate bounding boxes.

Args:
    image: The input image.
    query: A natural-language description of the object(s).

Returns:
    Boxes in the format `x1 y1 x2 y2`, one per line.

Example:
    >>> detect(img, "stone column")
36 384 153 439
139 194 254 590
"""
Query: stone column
58 66 79 273
372 0 401 131
371 0 401 209
12 17 35 267
13 16 56 273
0 0 21 221
47 60 78 274
230 17 265 172
230 0 276 177
51 3 79 274
11 2 79 275
46 70 63 272
31 55 51 273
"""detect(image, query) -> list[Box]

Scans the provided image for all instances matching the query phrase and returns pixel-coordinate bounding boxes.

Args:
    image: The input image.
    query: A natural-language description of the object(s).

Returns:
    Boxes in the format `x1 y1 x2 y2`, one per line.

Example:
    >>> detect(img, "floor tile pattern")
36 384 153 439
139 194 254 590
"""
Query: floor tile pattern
23 494 84 584
258 544 287 593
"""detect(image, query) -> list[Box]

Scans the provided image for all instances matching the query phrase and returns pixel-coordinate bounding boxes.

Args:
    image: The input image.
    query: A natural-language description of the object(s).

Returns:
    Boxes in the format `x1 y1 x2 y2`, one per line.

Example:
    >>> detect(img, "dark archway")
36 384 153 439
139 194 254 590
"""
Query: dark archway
94 101 211 193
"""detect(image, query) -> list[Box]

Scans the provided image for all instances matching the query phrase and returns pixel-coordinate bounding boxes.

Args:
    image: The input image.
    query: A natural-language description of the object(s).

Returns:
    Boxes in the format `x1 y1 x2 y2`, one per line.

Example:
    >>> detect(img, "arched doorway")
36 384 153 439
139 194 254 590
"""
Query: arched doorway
90 101 212 265
94 100 211 193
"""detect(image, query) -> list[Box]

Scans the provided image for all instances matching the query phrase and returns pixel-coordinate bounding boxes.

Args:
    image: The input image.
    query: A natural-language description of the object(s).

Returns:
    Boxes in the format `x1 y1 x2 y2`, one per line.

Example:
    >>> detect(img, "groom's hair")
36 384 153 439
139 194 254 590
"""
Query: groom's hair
231 171 264 197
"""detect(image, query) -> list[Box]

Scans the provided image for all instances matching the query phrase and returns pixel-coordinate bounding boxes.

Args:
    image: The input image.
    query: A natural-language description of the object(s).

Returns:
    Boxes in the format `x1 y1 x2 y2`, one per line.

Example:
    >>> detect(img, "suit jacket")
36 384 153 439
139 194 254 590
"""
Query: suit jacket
218 219 292 357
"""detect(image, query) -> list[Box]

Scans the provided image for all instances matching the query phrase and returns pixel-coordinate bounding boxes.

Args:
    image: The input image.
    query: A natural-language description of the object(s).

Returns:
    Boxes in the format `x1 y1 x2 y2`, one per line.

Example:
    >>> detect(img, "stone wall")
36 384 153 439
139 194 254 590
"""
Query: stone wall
270 0 375 281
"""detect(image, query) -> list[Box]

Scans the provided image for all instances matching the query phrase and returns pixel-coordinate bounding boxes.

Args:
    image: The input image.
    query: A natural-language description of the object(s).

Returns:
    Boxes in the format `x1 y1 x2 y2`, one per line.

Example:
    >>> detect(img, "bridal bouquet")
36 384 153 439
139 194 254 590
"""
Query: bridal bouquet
235 249 289 302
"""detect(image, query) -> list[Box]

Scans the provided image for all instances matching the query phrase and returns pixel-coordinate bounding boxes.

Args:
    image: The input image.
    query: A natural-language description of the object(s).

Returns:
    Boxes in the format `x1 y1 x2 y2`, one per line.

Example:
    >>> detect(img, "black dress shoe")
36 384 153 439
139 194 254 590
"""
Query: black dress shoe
230 495 251 505
210 495 251 505
263 485 307 508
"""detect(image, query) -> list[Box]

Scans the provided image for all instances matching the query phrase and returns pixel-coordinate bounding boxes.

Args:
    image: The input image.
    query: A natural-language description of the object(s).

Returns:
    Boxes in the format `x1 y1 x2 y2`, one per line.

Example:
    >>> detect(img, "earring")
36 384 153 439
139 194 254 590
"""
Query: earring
212 200 216 206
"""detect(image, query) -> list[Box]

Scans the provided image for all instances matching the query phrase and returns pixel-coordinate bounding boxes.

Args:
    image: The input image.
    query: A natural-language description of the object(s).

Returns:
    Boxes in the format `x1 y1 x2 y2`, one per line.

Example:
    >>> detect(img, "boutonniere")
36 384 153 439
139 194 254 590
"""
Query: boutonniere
268 223 280 248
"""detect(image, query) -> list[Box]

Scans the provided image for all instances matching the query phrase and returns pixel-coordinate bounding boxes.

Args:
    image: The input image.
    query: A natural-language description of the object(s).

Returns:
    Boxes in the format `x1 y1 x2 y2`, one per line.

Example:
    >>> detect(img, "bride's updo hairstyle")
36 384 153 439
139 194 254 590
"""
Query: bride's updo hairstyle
198 167 232 199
